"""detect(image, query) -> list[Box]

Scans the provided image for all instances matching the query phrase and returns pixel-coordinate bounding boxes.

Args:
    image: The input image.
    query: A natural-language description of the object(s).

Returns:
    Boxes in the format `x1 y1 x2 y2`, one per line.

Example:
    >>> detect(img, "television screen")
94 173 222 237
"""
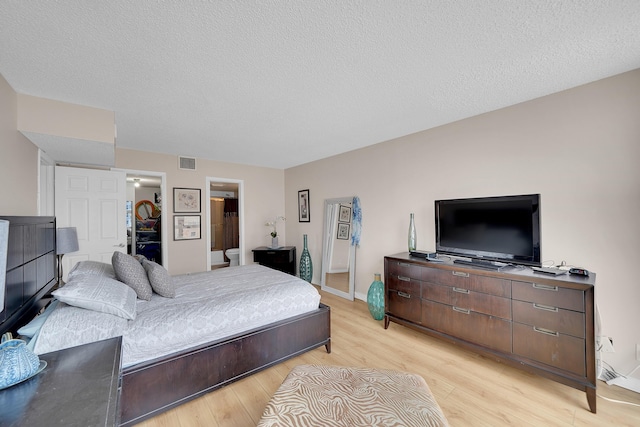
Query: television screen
435 194 541 267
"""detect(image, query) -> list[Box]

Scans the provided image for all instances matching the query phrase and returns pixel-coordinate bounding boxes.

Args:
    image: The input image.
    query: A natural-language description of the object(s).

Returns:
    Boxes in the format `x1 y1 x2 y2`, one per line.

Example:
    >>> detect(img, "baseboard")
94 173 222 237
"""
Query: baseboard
607 376 640 394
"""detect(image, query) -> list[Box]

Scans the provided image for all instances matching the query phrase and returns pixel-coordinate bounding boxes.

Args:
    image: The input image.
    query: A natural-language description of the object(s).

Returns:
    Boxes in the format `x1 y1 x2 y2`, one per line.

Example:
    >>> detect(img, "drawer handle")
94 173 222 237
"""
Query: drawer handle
397 291 411 299
453 306 470 314
453 287 470 294
533 303 558 312
532 283 558 292
399 262 411 267
452 271 469 278
533 326 559 337
398 276 411 282
266 251 276 255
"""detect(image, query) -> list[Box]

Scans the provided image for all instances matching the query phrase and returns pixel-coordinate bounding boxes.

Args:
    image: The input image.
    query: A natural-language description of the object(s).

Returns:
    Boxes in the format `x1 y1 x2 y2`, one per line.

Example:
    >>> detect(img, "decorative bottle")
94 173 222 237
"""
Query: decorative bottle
408 213 417 252
367 273 385 320
299 234 313 283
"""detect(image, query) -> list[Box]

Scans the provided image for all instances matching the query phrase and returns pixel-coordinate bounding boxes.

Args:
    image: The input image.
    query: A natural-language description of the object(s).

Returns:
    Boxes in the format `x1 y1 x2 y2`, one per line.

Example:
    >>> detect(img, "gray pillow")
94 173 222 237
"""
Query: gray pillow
112 252 153 301
142 259 176 298
68 260 117 281
52 276 137 320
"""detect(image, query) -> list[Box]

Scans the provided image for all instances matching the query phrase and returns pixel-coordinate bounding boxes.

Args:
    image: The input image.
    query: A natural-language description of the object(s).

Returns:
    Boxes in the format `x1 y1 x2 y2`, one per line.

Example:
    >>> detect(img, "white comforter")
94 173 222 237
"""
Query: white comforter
34 265 321 367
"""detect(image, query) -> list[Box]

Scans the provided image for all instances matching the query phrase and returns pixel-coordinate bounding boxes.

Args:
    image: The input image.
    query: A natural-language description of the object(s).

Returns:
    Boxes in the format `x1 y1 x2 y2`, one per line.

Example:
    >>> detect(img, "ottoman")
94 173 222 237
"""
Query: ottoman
258 365 449 426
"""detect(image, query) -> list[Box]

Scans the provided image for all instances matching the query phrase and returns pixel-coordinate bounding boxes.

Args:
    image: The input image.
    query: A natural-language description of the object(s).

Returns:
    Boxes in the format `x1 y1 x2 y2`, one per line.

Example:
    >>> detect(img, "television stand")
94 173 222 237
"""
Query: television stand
453 258 508 271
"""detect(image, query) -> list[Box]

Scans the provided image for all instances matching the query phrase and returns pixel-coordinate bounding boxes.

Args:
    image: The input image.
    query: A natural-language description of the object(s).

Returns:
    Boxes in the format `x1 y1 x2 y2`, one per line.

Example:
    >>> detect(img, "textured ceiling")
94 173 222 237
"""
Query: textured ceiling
1 1 639 169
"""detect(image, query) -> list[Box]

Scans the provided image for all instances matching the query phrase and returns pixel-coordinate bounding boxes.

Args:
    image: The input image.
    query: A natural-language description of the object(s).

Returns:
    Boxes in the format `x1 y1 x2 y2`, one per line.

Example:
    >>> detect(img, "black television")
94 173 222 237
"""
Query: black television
435 194 541 268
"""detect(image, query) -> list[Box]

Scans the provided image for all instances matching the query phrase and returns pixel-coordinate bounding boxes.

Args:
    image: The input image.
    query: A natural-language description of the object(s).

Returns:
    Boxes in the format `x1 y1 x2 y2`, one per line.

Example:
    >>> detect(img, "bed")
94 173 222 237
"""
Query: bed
0 216 331 426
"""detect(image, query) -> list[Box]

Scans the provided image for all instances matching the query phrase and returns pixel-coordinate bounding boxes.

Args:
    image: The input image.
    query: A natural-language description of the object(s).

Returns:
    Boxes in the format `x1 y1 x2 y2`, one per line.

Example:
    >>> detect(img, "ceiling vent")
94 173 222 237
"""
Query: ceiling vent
178 156 196 171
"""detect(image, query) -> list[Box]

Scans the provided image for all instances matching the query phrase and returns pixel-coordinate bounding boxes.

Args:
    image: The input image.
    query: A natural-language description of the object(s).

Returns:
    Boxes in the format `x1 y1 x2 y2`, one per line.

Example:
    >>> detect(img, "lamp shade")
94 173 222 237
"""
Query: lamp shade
56 227 79 255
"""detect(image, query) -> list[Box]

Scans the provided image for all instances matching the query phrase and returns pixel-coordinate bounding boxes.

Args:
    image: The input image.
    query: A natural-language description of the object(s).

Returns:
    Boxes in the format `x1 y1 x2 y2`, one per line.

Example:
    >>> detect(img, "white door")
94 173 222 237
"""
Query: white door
55 166 127 280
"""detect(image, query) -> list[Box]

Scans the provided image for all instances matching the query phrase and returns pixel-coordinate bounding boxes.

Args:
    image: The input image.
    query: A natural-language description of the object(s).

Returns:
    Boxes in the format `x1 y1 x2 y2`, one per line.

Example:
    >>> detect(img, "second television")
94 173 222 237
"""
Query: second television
435 194 541 267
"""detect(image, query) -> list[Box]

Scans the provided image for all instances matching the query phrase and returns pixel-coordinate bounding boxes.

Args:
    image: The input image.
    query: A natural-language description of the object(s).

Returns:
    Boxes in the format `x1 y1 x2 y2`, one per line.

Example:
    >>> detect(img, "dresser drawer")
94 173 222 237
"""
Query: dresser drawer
513 300 585 338
422 300 512 353
387 260 422 280
387 289 421 324
421 281 451 305
451 288 512 320
513 322 585 376
512 281 584 312
422 268 511 298
387 274 420 295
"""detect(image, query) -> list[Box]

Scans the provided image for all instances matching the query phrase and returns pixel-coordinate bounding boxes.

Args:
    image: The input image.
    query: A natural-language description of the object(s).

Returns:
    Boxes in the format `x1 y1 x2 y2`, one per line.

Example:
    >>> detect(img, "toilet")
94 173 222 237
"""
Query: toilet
225 248 240 266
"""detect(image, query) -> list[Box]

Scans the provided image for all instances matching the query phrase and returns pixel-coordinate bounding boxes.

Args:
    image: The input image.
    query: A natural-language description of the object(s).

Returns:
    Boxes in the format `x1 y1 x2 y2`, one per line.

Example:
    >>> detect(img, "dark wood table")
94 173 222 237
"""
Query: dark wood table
0 337 122 426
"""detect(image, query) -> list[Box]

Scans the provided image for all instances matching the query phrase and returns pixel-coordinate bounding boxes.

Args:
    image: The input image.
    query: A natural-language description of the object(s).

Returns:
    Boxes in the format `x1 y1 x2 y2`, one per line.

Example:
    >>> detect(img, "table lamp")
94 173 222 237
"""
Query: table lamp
56 227 79 284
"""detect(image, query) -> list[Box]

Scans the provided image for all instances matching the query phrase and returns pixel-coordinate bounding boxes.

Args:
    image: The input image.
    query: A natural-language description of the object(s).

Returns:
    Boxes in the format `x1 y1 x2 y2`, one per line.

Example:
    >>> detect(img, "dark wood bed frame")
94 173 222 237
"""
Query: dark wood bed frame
0 216 332 426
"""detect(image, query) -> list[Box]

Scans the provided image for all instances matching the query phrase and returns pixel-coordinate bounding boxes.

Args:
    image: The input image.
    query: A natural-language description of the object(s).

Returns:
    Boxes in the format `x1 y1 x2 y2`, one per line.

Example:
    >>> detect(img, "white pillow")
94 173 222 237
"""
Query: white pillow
52 275 137 320
68 260 117 281
33 302 127 356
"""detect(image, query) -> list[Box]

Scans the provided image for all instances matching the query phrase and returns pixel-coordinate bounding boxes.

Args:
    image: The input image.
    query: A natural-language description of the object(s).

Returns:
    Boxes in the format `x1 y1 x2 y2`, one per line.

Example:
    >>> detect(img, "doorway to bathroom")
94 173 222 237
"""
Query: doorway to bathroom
206 177 244 270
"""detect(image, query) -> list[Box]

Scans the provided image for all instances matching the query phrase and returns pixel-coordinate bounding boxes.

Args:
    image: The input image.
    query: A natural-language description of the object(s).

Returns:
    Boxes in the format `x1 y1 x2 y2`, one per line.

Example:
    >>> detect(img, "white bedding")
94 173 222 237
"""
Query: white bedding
34 265 321 367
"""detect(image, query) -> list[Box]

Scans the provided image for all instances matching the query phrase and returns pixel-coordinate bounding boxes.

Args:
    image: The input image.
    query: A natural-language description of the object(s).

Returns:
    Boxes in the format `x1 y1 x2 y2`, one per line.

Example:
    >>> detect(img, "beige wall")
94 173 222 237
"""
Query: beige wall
0 74 38 215
115 148 285 275
17 93 115 143
285 69 640 373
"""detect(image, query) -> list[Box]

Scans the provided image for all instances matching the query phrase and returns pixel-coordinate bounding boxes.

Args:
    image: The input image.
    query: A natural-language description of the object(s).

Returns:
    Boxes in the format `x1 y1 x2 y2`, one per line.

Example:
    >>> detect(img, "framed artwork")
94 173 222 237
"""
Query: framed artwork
339 205 352 223
298 189 310 222
337 223 350 240
173 188 201 213
174 215 201 240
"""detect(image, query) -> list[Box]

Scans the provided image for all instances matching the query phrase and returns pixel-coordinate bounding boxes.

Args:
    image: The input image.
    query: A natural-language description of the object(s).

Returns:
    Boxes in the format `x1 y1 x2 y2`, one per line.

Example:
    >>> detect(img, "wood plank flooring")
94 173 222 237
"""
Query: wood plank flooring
138 289 640 426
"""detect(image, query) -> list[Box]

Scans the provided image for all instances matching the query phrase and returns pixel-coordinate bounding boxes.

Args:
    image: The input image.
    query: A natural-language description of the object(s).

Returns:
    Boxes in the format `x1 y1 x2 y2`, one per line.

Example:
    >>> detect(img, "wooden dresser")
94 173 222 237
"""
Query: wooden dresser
384 253 596 413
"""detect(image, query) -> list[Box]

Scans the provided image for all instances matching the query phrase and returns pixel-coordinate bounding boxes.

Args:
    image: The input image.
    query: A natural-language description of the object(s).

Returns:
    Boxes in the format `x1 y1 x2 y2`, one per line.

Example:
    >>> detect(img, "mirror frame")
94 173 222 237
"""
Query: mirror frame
320 196 356 300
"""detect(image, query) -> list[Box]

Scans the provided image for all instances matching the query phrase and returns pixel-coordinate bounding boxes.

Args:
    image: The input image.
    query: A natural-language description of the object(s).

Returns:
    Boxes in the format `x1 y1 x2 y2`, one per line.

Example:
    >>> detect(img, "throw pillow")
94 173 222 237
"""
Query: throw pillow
142 259 176 298
112 251 153 301
52 276 137 320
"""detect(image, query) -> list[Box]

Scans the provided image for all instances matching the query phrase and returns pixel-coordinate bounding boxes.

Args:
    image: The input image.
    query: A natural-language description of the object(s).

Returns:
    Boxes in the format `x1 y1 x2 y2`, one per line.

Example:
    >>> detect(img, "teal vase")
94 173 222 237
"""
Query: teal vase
367 273 385 320
299 234 313 283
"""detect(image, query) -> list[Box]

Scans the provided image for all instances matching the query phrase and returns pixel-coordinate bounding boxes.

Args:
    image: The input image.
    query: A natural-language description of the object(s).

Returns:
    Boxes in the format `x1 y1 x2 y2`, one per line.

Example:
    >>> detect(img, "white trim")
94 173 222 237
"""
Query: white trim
37 149 55 216
205 177 244 270
112 168 168 270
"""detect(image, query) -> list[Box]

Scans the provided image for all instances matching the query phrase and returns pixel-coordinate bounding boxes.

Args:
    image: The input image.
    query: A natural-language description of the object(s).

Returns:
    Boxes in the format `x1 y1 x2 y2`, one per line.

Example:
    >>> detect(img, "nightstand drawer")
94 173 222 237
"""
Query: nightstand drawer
252 246 296 275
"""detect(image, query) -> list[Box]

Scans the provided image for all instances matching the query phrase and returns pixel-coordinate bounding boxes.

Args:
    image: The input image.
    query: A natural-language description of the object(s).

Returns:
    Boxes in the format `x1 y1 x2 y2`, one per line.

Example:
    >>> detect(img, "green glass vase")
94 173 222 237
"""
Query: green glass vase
367 273 385 320
299 234 313 283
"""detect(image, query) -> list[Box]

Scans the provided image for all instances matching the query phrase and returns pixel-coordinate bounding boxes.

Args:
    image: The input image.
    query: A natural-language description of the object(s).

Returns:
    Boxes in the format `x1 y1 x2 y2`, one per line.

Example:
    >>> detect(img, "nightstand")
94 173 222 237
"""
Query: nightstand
253 246 296 275
0 337 122 426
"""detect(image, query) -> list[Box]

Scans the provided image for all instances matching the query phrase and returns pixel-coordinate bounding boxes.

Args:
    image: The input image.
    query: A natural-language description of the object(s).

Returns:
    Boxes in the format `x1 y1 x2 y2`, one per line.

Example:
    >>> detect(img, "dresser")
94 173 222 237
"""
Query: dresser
384 253 596 413
0 337 122 426
252 246 296 275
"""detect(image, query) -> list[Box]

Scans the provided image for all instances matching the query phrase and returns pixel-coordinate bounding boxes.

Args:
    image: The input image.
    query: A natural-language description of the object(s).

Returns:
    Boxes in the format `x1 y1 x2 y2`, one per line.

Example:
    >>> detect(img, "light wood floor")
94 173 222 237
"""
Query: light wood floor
139 289 640 427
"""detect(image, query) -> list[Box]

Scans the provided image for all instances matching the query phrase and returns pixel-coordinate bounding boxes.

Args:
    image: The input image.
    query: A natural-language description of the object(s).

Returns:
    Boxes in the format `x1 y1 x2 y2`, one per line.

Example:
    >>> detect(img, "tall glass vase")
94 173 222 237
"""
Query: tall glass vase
367 273 385 320
299 234 313 283
408 213 417 252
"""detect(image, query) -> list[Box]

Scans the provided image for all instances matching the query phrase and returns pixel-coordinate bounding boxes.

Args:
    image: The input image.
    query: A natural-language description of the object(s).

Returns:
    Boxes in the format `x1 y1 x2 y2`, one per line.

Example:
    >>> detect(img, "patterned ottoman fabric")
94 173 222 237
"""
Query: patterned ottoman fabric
258 365 449 427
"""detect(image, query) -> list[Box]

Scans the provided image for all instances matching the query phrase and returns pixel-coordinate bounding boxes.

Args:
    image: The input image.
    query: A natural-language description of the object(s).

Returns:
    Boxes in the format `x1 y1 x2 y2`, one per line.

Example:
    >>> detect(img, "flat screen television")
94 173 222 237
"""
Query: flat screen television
435 194 541 267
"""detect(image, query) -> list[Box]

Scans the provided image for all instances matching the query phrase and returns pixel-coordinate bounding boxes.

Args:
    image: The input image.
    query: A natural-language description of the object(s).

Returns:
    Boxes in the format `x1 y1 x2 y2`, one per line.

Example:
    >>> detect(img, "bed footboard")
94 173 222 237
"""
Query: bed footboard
119 303 331 426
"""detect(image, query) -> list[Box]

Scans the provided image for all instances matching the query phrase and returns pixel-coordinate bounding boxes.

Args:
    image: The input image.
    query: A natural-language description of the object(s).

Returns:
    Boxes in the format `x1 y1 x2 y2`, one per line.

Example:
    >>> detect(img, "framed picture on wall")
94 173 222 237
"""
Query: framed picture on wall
298 189 310 222
337 223 350 240
174 215 201 240
339 205 351 223
174 188 201 213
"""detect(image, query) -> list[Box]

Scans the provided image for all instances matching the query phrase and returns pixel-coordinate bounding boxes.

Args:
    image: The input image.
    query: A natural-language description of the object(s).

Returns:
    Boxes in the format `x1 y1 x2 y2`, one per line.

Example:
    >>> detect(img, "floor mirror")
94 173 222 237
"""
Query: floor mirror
320 197 356 300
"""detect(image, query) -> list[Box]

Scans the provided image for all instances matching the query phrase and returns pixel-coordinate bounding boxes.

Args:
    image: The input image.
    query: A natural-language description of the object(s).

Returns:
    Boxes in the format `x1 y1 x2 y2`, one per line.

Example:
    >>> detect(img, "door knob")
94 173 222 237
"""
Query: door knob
114 243 125 247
